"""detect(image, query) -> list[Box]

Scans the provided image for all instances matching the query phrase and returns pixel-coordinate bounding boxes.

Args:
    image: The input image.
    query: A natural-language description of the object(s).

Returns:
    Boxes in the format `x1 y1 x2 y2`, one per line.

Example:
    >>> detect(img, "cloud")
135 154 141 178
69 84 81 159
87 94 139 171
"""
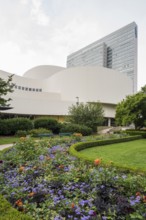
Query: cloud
20 0 29 5
0 0 146 90
30 0 50 26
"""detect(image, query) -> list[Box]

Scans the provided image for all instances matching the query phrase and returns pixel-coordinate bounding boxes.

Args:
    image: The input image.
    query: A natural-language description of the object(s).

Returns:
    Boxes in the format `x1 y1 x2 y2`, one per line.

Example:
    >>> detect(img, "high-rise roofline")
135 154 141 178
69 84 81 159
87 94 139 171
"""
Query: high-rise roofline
67 22 137 58
67 22 138 93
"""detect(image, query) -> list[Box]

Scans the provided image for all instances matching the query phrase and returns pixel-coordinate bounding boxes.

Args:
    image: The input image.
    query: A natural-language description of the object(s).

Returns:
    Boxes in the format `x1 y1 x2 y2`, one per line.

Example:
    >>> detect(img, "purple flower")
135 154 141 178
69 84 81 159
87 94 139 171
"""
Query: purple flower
81 216 90 220
102 217 107 220
54 216 62 220
12 182 19 187
79 200 85 206
88 210 95 216
130 196 140 206
122 175 127 179
75 207 81 215
39 155 44 161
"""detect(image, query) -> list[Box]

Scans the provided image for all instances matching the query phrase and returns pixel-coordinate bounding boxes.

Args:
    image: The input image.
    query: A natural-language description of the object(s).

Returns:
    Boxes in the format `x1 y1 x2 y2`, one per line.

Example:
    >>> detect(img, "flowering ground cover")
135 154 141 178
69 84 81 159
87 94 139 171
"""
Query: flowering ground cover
0 136 146 219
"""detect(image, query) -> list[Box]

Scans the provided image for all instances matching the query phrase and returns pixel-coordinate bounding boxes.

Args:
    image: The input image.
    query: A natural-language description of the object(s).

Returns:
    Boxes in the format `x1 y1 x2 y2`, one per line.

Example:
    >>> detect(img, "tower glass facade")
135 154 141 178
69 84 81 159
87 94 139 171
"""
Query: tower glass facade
67 22 137 93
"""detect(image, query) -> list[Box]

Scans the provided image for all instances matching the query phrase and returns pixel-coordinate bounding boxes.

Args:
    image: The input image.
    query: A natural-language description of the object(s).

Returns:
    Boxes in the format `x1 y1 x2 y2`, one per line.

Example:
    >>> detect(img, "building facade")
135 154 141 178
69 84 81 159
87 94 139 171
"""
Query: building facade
67 22 138 93
0 65 133 126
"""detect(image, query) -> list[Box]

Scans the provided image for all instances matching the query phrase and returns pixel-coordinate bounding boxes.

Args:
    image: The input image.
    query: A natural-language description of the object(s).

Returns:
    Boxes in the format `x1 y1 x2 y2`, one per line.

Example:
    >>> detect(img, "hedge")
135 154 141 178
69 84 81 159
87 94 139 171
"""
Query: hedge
0 118 33 135
33 117 61 134
69 135 142 160
124 130 146 138
0 194 32 220
60 123 92 136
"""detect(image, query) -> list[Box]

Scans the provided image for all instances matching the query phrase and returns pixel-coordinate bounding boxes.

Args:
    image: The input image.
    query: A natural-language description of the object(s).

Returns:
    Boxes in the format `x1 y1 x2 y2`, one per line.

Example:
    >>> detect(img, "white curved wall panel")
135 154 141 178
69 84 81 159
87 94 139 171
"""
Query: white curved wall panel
0 65 133 118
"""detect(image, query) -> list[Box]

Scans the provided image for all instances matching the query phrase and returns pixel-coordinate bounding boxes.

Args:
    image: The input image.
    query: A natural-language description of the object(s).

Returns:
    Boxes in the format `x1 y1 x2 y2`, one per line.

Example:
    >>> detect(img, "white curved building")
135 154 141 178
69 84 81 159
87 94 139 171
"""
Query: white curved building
0 65 133 126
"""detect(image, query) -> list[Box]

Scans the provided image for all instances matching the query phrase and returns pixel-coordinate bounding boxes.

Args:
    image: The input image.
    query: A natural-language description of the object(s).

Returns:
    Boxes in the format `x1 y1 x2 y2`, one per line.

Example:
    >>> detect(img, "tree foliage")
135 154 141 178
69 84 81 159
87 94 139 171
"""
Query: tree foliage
115 89 146 129
0 75 14 107
68 102 104 132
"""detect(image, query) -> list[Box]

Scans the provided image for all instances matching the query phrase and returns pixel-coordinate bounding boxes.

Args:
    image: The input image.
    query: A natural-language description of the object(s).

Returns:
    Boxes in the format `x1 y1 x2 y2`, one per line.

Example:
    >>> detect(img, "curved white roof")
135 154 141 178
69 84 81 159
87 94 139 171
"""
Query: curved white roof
0 65 133 118
23 65 65 79
47 66 133 104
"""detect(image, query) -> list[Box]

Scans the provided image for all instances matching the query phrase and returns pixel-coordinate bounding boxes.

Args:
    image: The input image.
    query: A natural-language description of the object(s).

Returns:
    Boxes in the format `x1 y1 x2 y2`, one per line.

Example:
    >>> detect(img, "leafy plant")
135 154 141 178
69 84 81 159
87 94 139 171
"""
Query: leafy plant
68 102 104 132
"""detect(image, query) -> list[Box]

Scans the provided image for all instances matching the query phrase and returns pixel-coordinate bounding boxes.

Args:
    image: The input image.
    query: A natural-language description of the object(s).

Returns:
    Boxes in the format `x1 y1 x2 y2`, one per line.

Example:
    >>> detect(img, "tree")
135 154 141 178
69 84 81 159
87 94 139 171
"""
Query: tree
68 102 104 132
115 90 146 129
0 75 14 107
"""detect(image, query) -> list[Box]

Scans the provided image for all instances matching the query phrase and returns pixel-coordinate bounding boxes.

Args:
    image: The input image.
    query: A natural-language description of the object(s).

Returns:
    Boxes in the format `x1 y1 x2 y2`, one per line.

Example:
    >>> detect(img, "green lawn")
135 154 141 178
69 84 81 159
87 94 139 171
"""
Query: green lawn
0 136 20 145
79 139 146 171
0 136 40 145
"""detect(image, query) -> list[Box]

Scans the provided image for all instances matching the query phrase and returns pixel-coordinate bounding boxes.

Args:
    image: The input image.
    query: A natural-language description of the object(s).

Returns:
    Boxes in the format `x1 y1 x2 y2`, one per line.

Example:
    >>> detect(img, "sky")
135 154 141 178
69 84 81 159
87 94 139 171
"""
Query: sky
0 0 146 90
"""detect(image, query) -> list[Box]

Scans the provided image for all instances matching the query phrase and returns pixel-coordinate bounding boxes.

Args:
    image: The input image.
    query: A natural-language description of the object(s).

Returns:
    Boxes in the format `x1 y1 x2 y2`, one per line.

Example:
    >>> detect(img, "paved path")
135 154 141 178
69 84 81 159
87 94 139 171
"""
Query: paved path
0 144 13 151
99 127 113 134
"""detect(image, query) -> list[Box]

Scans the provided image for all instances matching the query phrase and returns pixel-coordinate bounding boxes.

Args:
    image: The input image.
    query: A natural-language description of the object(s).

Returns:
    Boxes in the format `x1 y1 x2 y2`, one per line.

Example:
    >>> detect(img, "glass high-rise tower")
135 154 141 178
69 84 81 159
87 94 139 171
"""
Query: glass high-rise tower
67 22 138 93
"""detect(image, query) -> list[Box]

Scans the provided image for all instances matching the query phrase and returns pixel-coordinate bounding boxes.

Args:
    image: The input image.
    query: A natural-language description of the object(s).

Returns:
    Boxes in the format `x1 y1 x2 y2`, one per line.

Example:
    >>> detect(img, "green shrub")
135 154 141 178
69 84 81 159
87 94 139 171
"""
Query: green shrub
0 118 33 135
15 130 28 137
33 117 61 134
60 123 92 136
124 130 146 138
0 119 9 135
29 128 52 137
0 194 32 220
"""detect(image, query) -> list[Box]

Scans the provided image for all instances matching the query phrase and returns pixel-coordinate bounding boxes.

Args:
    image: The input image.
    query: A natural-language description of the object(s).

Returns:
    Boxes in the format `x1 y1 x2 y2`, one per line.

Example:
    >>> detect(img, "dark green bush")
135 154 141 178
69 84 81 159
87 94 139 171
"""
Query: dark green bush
29 128 52 137
124 130 146 138
0 118 33 135
0 119 10 135
33 117 61 134
15 130 28 137
60 123 92 136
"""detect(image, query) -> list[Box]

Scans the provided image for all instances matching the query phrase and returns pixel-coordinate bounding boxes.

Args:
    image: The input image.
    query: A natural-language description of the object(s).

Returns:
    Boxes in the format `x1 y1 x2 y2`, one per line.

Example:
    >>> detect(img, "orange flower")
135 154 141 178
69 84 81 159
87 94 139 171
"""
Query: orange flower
28 192 35 197
143 196 146 203
136 192 141 196
19 166 25 172
46 156 51 160
73 133 82 137
15 199 23 206
58 164 64 169
94 159 101 165
71 203 75 208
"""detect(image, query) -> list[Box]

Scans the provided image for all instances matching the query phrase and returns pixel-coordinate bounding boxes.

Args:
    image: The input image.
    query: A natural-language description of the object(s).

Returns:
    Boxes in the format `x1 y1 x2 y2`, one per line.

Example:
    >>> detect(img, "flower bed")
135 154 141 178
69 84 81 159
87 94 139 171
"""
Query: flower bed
0 137 146 219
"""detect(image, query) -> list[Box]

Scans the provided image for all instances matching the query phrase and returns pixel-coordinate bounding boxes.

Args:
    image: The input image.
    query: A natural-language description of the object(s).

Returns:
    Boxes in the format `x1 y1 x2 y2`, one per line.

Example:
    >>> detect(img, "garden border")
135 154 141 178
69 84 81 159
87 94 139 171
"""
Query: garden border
69 135 143 171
